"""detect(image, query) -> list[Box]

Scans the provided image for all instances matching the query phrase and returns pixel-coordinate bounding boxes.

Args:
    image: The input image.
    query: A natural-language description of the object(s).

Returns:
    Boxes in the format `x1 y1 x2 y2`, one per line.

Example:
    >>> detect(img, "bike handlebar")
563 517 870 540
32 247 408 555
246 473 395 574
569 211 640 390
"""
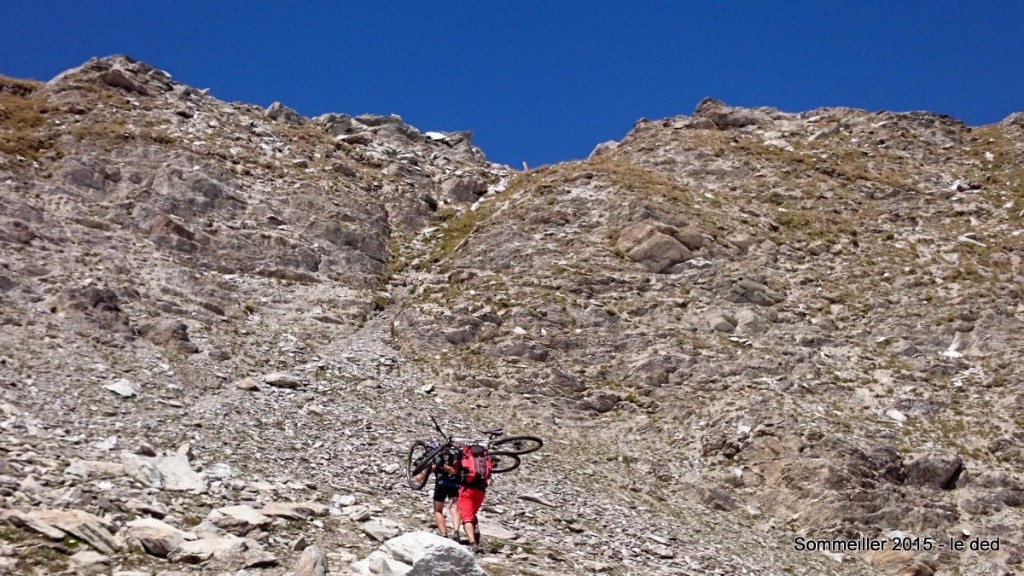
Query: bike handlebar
430 415 448 441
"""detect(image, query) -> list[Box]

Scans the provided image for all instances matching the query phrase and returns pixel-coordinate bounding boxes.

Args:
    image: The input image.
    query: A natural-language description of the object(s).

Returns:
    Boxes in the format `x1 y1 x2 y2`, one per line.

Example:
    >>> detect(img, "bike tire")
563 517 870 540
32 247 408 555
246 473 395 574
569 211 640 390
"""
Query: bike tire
490 451 521 474
407 441 437 490
489 435 543 455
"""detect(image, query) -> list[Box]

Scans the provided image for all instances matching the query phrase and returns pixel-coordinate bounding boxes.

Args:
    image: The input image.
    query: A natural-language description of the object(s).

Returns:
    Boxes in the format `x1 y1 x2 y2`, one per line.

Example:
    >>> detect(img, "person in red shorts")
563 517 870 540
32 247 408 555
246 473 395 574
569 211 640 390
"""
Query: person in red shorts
457 443 492 551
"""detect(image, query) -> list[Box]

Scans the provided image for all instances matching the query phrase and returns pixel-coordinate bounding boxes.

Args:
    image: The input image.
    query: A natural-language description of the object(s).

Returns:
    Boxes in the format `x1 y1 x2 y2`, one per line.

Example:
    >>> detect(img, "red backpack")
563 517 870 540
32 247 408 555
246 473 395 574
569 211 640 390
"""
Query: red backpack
460 444 492 485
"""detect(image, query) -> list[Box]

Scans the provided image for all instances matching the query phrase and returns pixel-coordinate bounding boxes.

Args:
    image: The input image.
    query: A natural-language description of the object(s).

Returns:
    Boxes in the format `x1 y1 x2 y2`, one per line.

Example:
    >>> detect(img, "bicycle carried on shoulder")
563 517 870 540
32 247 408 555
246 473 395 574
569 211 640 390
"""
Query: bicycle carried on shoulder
406 416 544 490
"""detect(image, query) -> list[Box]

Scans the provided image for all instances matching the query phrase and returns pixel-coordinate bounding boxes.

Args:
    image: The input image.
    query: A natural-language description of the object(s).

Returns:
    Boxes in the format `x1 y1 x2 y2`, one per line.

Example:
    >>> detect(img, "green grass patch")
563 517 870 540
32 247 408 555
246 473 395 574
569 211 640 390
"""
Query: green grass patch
0 84 59 160
585 155 693 205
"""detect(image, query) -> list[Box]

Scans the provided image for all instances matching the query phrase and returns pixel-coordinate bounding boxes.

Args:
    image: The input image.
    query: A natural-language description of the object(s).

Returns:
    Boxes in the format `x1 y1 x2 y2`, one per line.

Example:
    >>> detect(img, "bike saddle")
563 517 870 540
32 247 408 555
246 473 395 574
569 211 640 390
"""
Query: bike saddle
482 427 504 437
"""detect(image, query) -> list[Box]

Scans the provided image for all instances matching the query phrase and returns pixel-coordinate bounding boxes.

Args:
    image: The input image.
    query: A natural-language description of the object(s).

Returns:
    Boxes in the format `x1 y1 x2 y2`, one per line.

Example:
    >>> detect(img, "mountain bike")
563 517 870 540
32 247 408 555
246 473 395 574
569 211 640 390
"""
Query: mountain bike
406 416 544 490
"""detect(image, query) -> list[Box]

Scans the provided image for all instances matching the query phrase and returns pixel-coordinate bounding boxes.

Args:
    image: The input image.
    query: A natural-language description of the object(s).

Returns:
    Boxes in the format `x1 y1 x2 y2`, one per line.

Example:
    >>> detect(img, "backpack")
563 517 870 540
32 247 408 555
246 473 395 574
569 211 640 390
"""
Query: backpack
460 444 492 485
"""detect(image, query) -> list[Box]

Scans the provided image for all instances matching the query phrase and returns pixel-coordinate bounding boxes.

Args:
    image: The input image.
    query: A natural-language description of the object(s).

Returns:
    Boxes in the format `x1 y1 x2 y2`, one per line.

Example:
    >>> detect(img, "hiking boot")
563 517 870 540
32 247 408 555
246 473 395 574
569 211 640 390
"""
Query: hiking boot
449 532 462 543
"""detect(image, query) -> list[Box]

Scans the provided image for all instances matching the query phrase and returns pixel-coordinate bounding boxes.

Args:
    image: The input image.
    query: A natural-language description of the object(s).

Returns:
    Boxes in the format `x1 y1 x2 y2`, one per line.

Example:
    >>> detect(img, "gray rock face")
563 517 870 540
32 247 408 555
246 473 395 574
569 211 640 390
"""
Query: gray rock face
4 56 1024 576
59 156 111 191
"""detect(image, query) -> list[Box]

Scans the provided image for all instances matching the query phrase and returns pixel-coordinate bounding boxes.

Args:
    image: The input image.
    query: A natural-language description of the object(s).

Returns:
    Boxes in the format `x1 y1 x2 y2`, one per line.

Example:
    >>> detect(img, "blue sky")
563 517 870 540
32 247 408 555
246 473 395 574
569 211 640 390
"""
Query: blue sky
2 2 1022 167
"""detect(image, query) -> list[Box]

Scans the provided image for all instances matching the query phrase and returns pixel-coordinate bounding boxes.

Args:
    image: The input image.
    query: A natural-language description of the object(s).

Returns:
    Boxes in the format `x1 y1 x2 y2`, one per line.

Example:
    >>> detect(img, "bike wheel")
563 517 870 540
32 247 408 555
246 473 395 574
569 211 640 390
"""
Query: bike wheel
490 435 543 455
407 441 434 490
490 451 521 474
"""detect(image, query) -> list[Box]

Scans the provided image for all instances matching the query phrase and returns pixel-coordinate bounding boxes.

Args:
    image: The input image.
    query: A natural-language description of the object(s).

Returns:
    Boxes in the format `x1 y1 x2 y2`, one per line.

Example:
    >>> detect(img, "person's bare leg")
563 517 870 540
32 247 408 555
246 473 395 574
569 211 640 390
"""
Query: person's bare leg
433 501 447 536
464 521 476 544
450 498 462 538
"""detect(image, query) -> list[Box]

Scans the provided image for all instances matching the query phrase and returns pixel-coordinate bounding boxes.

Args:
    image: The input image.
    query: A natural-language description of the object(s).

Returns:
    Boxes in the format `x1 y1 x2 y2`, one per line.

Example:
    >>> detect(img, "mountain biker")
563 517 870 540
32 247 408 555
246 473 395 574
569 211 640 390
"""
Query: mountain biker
458 443 491 551
415 441 462 539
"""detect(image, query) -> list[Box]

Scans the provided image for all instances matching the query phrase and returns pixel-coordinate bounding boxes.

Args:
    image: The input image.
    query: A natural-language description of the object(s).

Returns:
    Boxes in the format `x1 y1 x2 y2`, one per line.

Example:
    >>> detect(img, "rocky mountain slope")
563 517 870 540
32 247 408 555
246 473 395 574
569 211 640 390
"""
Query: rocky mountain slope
1 55 1022 575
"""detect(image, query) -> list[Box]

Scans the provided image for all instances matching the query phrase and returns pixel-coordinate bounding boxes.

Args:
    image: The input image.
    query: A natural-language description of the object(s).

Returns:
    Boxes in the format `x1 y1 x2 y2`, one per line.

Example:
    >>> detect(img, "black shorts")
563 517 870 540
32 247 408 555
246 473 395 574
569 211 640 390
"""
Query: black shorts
433 482 459 503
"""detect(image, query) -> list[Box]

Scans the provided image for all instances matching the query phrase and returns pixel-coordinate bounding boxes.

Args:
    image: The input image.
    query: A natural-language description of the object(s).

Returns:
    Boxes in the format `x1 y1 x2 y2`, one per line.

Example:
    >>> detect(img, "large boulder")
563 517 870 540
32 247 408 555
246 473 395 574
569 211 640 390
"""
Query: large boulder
69 550 110 570
103 377 138 398
139 318 199 353
52 286 132 333
722 277 783 306
149 213 200 253
208 505 271 536
65 459 125 480
361 517 402 542
905 454 963 489
262 372 302 389
0 219 36 244
0 509 65 540
100 67 149 95
315 112 353 136
120 452 207 492
734 309 768 336
692 98 773 129
439 175 487 203
351 531 485 576
294 544 328 576
59 156 111 192
260 501 329 520
615 222 691 273
705 310 737 333
168 535 277 568
29 509 124 554
123 517 195 557
266 101 302 124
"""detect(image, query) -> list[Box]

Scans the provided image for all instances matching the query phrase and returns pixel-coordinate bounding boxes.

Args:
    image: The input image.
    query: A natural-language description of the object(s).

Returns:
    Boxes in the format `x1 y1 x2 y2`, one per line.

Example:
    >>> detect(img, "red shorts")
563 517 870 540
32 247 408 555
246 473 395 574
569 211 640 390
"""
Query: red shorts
457 485 486 524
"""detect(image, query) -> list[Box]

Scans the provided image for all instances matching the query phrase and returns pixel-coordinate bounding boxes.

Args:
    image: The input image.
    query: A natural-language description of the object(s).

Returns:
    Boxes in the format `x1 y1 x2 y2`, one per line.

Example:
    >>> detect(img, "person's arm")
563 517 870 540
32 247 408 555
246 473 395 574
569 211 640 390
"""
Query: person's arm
435 453 456 475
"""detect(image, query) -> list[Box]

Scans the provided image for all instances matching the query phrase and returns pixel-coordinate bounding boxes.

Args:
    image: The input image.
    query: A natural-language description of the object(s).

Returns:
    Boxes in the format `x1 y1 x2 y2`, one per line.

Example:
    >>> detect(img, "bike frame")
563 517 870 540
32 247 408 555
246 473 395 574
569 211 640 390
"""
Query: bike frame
408 417 528 489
